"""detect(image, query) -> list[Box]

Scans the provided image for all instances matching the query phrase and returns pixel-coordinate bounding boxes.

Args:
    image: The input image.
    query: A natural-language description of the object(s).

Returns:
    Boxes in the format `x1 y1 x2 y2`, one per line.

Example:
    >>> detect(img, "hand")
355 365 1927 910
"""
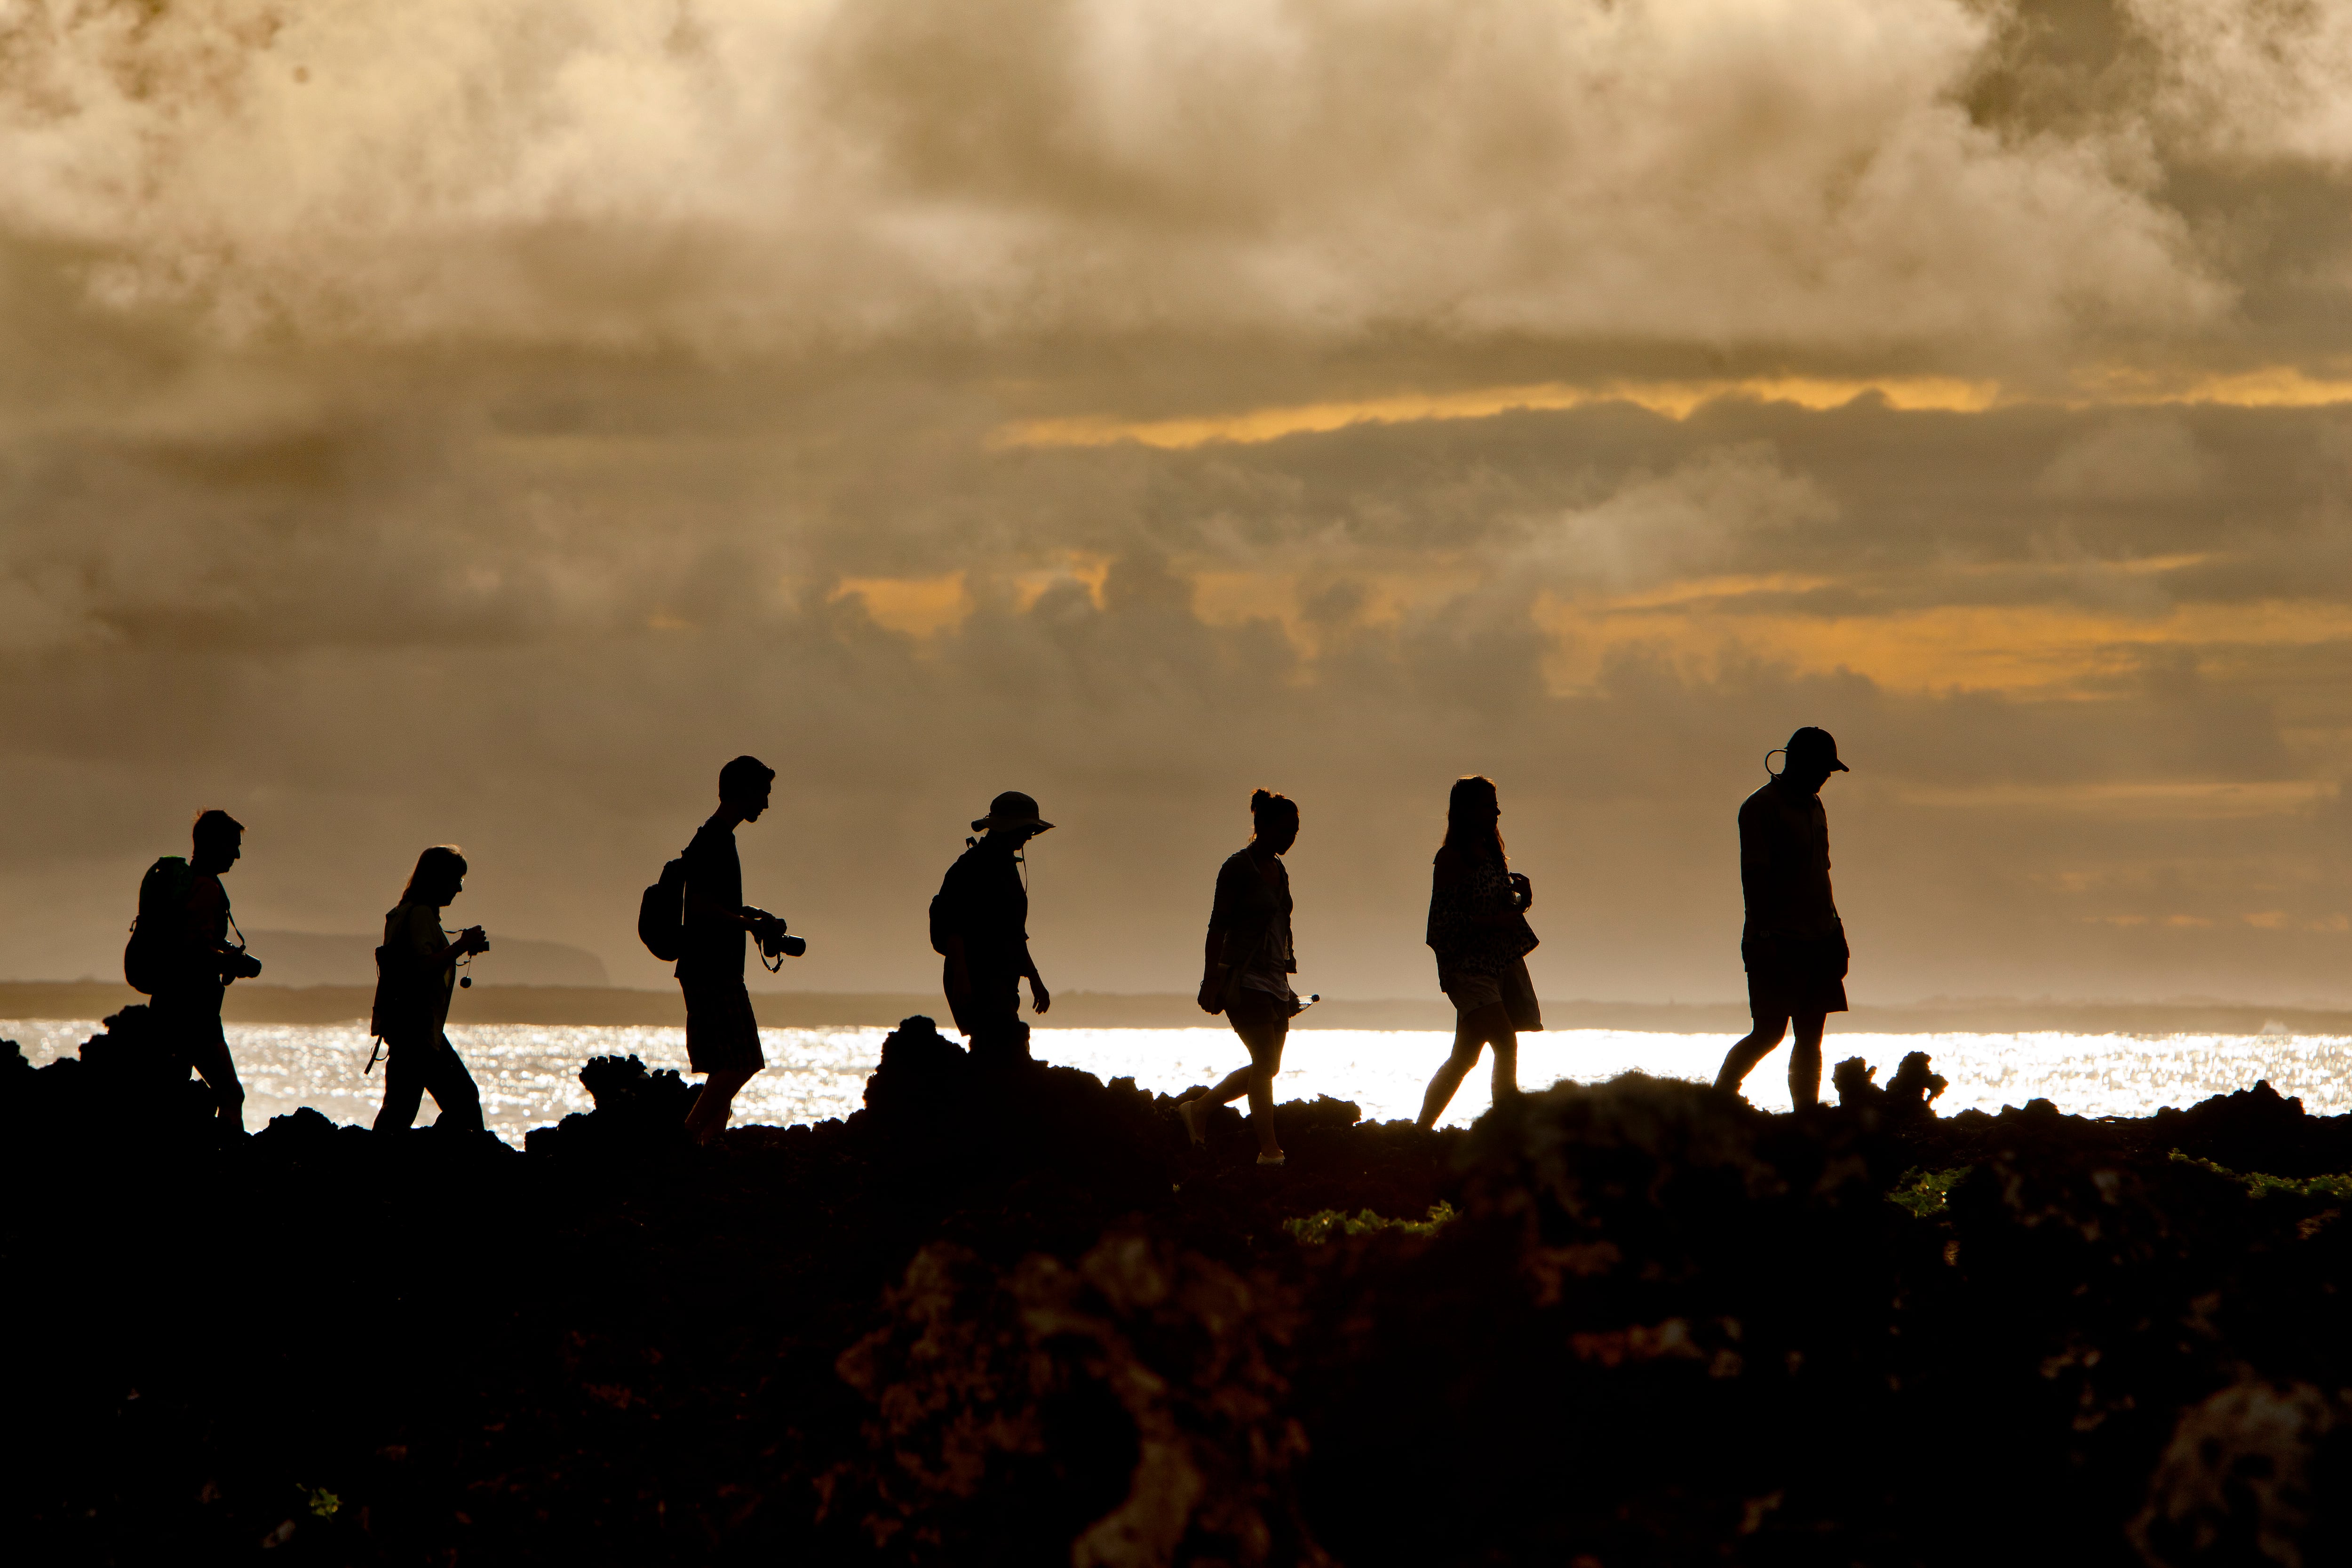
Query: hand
1197 974 1223 1013
462 926 490 955
1510 873 1533 912
1028 977 1052 1016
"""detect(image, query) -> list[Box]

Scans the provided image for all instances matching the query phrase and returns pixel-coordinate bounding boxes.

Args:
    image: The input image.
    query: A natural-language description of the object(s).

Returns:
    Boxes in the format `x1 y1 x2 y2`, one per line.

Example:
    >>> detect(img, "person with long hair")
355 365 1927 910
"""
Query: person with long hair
373 844 489 1133
1416 776 1540 1130
1178 789 1302 1166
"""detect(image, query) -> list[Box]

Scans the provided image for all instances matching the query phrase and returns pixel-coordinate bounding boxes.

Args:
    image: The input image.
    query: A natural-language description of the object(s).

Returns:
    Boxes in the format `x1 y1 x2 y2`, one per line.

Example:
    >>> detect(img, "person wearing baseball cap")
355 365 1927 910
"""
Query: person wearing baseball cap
1714 727 1851 1110
928 791 1054 1068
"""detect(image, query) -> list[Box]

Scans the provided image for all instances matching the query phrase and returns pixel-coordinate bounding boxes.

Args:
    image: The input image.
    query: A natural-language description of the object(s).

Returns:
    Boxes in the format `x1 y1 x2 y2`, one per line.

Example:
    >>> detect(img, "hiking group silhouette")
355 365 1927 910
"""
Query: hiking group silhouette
123 730 1851 1151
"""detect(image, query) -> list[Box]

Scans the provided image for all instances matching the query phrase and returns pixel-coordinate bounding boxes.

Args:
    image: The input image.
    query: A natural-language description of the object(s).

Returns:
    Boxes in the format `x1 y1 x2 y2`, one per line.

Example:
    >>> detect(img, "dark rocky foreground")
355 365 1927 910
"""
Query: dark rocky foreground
7 1011 2351 1566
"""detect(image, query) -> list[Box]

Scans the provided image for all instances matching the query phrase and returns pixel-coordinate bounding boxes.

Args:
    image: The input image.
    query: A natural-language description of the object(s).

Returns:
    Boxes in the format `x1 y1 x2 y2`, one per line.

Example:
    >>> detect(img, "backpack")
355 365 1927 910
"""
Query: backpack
123 856 194 995
638 851 690 963
928 837 979 956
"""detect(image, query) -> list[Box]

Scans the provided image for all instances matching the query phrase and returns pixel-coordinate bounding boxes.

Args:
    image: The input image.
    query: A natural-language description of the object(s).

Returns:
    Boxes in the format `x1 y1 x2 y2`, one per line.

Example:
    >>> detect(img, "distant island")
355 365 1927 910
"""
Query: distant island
0 981 2345 1036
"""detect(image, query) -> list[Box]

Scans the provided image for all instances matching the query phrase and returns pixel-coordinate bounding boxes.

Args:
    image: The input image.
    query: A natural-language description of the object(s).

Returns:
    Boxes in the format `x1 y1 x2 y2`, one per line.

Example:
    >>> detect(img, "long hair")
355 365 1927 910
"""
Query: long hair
1440 776 1505 864
1248 788 1298 843
399 845 468 907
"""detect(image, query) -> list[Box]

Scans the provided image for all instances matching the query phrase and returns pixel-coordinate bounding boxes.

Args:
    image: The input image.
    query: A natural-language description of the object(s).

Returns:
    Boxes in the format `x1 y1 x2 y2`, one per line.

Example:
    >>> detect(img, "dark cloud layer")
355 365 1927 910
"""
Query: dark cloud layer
3 0 2351 1004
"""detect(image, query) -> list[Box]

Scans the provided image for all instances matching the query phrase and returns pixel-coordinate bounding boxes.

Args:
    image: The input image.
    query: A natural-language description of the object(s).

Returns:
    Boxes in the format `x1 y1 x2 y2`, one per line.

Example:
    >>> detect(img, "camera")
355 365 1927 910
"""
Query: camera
224 949 264 982
751 910 806 960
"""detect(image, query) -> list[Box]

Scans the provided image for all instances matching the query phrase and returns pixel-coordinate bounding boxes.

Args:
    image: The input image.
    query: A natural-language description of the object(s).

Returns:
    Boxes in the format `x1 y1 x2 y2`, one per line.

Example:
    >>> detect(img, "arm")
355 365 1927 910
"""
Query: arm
684 883 768 933
943 932 970 1001
1198 929 1227 1012
1434 852 1526 930
1738 799 1774 915
1021 943 1049 1015
420 927 489 969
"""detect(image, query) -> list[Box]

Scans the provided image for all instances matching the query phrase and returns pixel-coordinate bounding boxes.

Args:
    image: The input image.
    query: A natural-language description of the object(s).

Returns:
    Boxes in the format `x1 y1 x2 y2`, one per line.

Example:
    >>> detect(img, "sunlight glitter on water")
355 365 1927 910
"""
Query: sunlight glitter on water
10 1020 2350 1146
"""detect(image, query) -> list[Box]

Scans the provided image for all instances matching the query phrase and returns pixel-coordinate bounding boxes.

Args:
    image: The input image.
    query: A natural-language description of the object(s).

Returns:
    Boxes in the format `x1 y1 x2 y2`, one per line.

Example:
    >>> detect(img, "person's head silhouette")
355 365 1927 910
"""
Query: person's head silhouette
1442 775 1504 860
1773 727 1849 796
718 755 776 822
1249 788 1299 857
401 845 468 907
972 791 1053 844
191 809 245 876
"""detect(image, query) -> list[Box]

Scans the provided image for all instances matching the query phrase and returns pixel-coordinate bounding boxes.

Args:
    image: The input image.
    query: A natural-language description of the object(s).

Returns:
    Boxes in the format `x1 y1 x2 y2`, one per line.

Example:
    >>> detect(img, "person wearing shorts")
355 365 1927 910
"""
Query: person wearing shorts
1418 776 1541 1130
1714 726 1851 1110
1177 789 1302 1166
676 755 787 1145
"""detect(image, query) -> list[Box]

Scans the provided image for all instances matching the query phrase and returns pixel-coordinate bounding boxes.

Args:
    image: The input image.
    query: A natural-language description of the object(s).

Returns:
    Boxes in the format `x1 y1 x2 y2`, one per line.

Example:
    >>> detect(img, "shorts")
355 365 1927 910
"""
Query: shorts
1438 957 1542 1031
1742 931 1850 1020
1226 987 1290 1070
681 977 765 1075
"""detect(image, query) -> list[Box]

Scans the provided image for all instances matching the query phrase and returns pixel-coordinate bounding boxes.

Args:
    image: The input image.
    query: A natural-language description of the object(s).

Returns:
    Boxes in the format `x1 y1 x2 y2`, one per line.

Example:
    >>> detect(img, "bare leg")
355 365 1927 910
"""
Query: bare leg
1185 1022 1287 1158
1490 1028 1519 1106
1788 1012 1827 1111
1419 1003 1512 1130
1240 1022 1284 1158
1197 1063 1260 1108
1714 1015 1791 1097
684 1066 757 1146
1231 1066 1282 1157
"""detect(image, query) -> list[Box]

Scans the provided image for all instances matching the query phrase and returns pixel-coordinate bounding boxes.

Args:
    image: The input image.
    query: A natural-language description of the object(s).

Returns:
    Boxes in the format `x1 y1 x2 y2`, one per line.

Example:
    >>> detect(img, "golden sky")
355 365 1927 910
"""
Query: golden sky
3 0 2350 1004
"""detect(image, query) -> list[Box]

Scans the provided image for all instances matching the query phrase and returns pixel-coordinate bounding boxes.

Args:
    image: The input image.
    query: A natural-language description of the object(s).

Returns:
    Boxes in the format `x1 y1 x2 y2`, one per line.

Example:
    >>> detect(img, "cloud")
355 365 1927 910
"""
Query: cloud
2034 414 2217 501
0 0 2222 355
1518 445 1835 592
3 1 2351 1010
2126 0 2352 165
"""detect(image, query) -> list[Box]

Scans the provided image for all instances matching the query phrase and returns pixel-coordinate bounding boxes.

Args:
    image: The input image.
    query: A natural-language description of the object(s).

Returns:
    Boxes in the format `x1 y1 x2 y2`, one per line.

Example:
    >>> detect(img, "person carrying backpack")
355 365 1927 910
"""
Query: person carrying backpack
670 756 790 1145
930 791 1054 1069
130 809 264 1132
371 845 489 1134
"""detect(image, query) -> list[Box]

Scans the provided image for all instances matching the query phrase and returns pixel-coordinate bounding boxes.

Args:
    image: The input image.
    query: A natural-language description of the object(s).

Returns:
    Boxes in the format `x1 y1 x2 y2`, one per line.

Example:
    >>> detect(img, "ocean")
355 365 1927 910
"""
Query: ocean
12 1019 2352 1145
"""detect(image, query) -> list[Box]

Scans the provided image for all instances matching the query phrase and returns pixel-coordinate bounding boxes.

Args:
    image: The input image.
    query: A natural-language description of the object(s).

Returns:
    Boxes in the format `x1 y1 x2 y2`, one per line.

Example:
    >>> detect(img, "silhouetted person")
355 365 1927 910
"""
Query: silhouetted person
931 792 1053 1069
372 845 489 1134
1179 790 1303 1165
1417 776 1541 1130
144 809 263 1132
1714 726 1851 1110
677 756 790 1145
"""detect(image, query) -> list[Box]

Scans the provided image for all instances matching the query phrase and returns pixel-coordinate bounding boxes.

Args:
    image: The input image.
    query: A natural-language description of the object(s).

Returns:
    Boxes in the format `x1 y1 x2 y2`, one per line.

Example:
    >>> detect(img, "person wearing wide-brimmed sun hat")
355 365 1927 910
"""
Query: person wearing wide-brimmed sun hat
1714 726 1851 1110
928 790 1055 1069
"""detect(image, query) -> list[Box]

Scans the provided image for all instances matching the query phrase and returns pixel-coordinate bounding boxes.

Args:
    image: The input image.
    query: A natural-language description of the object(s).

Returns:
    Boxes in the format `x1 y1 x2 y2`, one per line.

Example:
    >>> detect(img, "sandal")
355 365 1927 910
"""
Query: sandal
1256 1152 1285 1167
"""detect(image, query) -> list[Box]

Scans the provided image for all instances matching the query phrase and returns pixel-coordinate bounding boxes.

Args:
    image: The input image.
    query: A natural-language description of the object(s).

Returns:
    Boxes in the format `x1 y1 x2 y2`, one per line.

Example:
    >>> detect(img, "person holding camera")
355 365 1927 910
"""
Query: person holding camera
144 808 264 1132
930 791 1053 1070
373 845 489 1134
1178 789 1302 1165
677 755 790 1145
1415 775 1542 1130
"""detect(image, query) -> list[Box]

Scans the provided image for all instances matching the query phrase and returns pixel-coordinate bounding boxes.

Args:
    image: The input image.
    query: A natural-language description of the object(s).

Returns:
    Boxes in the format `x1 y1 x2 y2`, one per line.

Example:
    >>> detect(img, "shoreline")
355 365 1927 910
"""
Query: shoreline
4 979 2349 1035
